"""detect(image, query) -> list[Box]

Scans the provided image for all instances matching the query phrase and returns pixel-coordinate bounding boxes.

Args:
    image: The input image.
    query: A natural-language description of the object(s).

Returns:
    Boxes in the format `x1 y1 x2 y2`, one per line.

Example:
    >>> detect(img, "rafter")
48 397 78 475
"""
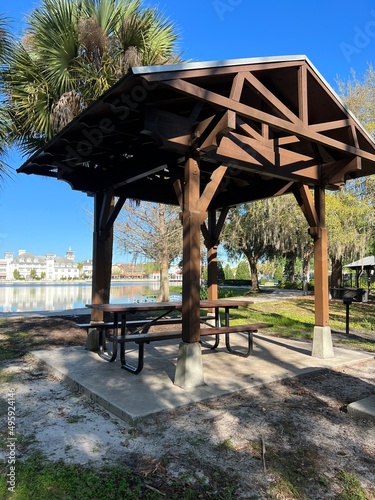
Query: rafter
216 137 319 183
298 64 308 126
244 71 301 124
310 119 351 133
216 135 321 183
196 111 236 151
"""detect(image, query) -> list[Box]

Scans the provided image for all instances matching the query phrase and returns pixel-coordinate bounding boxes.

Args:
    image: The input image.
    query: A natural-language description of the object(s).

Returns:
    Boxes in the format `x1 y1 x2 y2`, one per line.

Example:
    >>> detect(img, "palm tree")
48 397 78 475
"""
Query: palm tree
4 0 180 154
0 14 13 179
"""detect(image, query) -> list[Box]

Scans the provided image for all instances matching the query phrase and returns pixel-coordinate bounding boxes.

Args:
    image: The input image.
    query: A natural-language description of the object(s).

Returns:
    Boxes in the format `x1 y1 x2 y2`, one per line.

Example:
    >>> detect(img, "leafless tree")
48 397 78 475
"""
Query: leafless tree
115 201 182 301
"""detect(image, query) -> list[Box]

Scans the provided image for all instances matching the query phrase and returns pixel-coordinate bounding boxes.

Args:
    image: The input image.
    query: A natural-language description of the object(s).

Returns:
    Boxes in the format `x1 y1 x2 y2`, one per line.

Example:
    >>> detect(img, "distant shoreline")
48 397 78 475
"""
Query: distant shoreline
0 279 182 286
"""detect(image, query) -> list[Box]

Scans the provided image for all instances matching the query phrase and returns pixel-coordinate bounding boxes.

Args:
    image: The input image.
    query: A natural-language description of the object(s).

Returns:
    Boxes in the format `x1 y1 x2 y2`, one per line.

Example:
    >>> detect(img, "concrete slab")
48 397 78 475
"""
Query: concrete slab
347 395 375 422
31 333 373 423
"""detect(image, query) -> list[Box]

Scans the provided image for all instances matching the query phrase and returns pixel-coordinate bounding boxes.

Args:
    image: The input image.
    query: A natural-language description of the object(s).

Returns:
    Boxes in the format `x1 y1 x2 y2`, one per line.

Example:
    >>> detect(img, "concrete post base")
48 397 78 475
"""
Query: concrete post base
85 329 100 352
174 342 205 390
312 326 334 358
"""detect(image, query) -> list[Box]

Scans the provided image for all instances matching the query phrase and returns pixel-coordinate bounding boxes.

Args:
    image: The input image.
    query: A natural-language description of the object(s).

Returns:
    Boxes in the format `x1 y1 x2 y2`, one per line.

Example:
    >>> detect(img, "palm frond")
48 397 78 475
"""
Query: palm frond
27 0 80 93
0 14 13 64
4 0 181 156
0 15 14 178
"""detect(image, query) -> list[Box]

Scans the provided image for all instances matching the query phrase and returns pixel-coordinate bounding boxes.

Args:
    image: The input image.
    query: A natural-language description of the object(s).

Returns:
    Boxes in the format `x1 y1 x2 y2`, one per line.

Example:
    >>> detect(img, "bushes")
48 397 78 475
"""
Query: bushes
278 279 314 292
200 286 237 299
222 279 252 287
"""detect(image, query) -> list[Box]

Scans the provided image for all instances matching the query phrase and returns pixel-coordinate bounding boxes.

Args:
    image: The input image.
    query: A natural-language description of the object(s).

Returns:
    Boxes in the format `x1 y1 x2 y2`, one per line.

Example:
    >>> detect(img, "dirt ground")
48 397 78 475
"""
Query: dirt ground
1 315 375 498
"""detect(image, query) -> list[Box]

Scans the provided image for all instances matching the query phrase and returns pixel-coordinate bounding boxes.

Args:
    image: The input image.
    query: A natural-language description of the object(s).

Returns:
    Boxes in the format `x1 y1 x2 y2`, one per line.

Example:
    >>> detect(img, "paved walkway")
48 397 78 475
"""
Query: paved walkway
32 335 373 423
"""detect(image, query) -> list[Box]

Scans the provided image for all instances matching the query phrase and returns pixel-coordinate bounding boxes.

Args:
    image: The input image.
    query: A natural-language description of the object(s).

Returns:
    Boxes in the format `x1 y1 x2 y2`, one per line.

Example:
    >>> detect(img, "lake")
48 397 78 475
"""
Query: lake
0 282 181 313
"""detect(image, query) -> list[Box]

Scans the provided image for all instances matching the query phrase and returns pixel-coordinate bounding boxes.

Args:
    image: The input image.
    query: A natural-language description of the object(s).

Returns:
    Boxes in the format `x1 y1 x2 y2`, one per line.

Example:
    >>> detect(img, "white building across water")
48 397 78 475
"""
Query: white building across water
1 248 80 280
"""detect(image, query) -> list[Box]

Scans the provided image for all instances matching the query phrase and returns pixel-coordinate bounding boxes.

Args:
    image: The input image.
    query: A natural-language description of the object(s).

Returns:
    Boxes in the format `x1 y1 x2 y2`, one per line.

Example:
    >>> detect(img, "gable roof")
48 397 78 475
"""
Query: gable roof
18 55 375 210
345 256 375 269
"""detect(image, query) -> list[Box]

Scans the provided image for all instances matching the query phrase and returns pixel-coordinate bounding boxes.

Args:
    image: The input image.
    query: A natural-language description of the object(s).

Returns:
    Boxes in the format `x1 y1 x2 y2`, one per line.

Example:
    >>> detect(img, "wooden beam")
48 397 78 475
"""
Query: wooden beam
262 123 270 142
163 78 375 162
111 165 168 189
215 206 230 240
206 210 219 303
298 64 308 126
198 165 228 213
230 72 245 101
173 178 183 209
314 185 329 326
105 195 127 233
293 183 319 228
140 59 307 83
143 108 192 150
91 192 114 322
99 189 114 234
350 124 360 148
198 112 236 151
182 157 202 343
244 71 301 124
278 136 301 146
216 135 321 183
325 157 361 186
237 118 269 144
192 112 236 151
310 119 351 133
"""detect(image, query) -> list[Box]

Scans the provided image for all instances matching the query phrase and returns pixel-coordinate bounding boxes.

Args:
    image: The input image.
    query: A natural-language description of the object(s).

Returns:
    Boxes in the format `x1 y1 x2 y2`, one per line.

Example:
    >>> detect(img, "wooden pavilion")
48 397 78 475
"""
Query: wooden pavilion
18 56 375 388
345 255 375 290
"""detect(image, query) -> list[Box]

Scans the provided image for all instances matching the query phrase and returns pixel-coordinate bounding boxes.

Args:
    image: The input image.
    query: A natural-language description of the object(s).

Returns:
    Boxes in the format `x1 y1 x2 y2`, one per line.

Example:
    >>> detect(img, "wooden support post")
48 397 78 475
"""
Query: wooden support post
175 156 205 389
207 210 219 302
181 157 202 343
91 192 114 323
312 185 334 358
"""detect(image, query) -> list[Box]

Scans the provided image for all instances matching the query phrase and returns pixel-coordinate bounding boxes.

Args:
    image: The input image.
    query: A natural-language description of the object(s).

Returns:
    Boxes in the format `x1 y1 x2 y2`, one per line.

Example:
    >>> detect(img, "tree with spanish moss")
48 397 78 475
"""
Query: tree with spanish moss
222 195 311 291
326 189 373 287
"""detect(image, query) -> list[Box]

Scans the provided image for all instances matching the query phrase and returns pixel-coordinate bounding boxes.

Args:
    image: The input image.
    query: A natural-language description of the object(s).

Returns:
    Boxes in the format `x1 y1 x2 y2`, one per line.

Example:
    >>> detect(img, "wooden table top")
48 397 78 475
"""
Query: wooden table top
86 299 253 313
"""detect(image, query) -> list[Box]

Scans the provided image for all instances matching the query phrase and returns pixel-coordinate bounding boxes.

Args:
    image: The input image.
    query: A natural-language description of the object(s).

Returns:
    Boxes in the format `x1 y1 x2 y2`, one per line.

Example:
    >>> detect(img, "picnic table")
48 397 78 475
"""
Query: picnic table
85 299 271 374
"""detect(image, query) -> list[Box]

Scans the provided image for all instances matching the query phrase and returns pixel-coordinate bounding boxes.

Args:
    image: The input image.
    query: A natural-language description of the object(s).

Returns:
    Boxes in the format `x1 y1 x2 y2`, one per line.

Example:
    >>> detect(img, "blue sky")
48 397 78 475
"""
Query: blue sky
1 0 375 262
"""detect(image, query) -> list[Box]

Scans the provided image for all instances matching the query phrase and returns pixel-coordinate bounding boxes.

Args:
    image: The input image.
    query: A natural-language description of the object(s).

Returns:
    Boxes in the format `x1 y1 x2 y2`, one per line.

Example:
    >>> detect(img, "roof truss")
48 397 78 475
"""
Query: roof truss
18 57 375 210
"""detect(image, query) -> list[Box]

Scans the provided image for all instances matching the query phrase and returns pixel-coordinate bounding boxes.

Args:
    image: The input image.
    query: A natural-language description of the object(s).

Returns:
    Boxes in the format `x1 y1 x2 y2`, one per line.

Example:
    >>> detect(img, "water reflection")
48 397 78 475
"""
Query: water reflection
0 282 180 312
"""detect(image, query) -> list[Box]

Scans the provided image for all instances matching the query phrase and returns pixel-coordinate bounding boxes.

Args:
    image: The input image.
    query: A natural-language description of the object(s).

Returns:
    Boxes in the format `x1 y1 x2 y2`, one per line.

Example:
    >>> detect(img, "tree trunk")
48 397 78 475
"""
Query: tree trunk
331 257 343 288
285 251 296 282
244 254 259 291
302 244 313 295
157 255 170 301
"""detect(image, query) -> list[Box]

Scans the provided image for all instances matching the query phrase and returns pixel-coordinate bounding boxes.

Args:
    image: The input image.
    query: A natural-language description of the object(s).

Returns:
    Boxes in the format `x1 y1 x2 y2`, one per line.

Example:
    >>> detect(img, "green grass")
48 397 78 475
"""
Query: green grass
336 470 368 500
0 328 31 362
0 451 237 500
0 368 16 385
225 297 375 351
215 438 235 451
